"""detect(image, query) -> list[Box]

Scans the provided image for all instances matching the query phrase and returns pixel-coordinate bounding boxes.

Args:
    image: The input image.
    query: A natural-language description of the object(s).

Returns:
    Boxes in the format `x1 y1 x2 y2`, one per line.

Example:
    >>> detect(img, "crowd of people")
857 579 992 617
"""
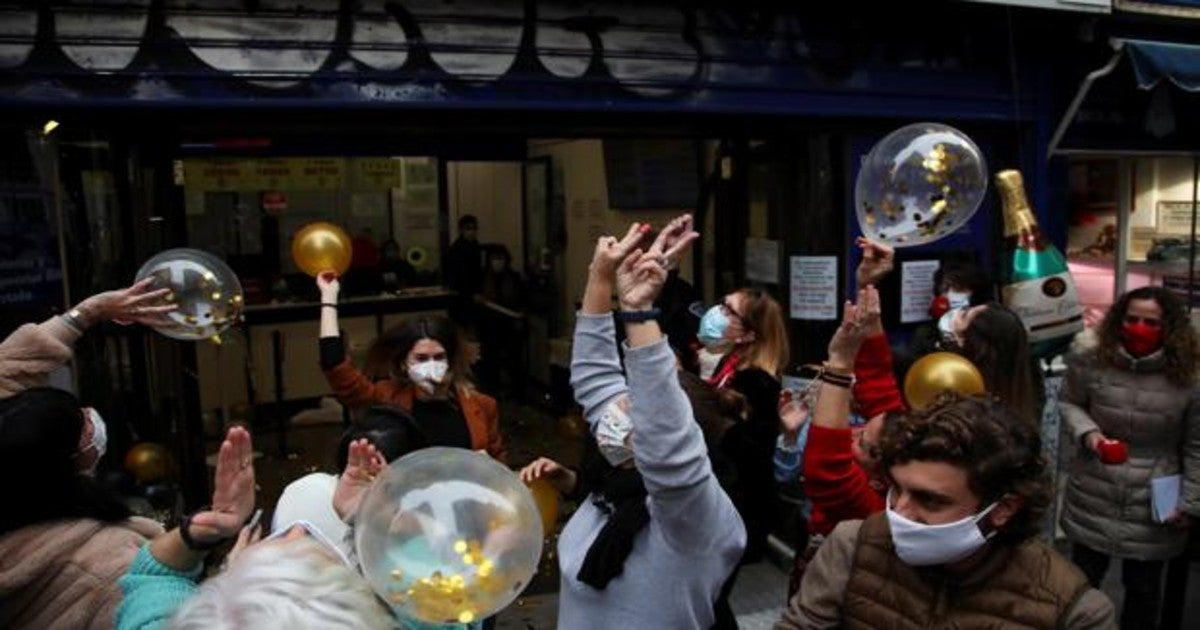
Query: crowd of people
0 212 1197 629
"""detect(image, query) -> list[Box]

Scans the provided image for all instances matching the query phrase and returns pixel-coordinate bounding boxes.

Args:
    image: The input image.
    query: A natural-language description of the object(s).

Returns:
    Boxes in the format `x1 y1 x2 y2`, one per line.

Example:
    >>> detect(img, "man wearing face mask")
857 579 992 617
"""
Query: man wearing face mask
776 393 1116 629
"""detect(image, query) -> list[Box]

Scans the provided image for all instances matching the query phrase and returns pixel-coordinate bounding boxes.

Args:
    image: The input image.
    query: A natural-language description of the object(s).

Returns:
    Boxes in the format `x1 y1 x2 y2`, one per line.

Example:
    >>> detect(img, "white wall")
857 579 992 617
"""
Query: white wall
447 161 524 271
526 139 700 327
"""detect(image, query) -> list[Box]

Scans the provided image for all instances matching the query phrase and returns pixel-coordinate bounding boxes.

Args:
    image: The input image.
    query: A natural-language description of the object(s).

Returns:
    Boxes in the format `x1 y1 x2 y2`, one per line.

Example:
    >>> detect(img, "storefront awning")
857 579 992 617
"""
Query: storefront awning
1049 38 1200 156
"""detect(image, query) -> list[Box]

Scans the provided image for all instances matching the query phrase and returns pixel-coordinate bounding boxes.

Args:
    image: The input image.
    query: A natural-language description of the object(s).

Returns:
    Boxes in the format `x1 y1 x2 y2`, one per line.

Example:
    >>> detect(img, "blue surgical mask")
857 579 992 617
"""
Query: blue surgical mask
698 305 730 348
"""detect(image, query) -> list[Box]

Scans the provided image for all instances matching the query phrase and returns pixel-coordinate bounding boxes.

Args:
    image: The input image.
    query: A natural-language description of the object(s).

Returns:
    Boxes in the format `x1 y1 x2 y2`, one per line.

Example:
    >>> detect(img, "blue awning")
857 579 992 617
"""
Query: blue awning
1050 38 1200 155
1126 39 1200 92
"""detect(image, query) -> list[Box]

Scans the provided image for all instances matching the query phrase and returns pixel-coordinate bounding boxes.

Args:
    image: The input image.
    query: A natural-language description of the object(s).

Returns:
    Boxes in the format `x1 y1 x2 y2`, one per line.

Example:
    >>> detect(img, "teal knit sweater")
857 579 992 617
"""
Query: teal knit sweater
115 544 203 630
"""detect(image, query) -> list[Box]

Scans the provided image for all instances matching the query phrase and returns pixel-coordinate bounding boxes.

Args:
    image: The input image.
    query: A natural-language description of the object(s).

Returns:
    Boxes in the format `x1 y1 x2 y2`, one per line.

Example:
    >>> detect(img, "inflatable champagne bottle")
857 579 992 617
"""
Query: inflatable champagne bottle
997 170 1084 359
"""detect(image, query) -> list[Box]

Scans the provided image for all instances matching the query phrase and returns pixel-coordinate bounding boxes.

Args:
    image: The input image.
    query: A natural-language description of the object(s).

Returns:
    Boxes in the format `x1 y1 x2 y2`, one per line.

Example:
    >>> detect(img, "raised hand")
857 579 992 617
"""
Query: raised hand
616 249 669 312
317 271 341 300
778 389 811 435
827 286 881 369
855 236 895 288
590 223 647 280
519 456 578 495
77 277 177 327
333 438 387 522
188 426 256 544
649 214 699 270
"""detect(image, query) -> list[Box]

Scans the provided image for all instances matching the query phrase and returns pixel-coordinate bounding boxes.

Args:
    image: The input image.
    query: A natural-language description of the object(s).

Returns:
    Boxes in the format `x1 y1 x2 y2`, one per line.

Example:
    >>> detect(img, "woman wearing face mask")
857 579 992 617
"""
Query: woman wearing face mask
558 217 744 629
317 273 505 462
696 287 789 565
0 387 165 629
1059 286 1200 629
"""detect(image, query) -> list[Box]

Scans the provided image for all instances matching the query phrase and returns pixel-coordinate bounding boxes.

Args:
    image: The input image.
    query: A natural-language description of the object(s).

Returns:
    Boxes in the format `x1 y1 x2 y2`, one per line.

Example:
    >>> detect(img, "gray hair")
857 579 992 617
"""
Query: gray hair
169 537 393 630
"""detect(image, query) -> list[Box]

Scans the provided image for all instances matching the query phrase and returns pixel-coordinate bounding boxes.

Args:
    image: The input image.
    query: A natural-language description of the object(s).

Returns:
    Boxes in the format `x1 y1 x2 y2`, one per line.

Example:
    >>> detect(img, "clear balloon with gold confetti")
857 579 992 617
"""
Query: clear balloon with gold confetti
134 249 244 341
854 123 988 248
356 447 543 626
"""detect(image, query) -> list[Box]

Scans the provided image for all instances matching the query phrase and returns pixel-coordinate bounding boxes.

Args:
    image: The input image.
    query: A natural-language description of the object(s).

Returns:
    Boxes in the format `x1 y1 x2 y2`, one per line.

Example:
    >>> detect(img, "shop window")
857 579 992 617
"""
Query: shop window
180 156 443 303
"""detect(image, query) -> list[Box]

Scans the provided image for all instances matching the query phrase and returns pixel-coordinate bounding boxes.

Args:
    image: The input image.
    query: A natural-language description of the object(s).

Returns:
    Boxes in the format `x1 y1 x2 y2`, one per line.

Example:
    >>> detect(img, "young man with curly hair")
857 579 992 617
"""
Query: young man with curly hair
777 394 1116 629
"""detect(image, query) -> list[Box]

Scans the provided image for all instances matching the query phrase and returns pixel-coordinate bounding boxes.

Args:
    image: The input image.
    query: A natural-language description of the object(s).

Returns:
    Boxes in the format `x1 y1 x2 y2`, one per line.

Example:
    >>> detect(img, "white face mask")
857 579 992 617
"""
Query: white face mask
945 291 971 310
77 407 107 474
937 307 963 345
594 401 634 467
407 360 450 394
886 489 998 566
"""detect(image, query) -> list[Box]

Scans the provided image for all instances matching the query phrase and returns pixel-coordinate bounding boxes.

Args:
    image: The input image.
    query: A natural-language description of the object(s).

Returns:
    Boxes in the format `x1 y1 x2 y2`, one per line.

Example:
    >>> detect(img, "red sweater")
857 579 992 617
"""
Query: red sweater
803 333 904 536
851 333 906 418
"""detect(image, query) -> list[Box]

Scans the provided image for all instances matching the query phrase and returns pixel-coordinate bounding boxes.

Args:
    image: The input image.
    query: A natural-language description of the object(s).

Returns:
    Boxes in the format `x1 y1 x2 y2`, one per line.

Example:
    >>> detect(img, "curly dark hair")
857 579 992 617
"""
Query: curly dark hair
1097 286 1198 387
879 392 1051 544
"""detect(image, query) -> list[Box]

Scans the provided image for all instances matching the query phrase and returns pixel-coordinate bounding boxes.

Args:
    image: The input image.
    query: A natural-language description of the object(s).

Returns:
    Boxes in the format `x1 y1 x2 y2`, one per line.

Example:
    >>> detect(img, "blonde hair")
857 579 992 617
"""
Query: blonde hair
735 288 789 377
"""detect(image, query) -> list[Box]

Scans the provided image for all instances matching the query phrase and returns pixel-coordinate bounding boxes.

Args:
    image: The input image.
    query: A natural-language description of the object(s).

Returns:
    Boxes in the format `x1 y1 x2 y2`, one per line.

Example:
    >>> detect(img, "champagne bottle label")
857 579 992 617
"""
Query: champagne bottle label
1001 271 1084 343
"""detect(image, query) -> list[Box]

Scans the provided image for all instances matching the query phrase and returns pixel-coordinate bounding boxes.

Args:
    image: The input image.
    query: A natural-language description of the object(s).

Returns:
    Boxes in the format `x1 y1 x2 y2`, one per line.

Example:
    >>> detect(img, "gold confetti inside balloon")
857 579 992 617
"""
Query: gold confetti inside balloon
356 447 543 625
135 249 243 341
903 352 987 410
855 123 988 248
291 222 352 277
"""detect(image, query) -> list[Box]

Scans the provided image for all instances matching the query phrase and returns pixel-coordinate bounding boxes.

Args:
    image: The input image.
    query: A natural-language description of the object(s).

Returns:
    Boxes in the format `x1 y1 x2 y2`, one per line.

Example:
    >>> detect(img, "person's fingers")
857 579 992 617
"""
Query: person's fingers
140 304 178 314
616 223 643 252
662 230 699 261
618 249 644 274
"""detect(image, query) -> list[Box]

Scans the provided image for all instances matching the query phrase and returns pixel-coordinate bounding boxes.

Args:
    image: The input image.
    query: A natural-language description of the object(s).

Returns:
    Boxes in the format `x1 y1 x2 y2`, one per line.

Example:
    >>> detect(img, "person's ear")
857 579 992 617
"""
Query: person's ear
986 494 1024 531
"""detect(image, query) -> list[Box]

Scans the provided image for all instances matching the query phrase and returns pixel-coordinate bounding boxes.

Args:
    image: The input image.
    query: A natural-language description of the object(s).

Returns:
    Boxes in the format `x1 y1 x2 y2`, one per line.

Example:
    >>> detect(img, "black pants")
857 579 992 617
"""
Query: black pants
1072 543 1166 630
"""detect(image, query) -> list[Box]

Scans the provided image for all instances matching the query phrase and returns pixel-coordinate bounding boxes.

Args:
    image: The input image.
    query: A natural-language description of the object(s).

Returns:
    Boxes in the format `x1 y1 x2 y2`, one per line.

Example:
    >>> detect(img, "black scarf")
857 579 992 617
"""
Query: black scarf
575 440 650 590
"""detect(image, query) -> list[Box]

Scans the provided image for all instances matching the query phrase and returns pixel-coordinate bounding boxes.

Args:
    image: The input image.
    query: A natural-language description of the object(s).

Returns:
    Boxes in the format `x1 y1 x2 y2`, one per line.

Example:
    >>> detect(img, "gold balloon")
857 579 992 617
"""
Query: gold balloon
124 442 173 484
291 222 352 277
903 352 986 410
527 478 559 536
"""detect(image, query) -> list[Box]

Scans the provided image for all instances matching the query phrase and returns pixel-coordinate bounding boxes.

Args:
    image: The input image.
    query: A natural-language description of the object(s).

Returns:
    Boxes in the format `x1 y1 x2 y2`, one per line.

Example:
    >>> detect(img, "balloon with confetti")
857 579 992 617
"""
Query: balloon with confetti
135 249 243 342
356 447 543 626
855 123 988 248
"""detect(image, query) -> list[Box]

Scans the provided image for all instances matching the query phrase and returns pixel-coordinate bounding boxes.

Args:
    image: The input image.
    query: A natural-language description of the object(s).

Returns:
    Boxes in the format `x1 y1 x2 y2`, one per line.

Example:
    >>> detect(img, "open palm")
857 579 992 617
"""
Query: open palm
188 426 256 543
333 439 387 523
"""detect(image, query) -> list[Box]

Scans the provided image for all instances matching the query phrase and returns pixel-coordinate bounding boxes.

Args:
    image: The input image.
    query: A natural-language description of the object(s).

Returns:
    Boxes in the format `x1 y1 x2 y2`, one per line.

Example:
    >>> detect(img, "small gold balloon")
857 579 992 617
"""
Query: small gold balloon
903 352 986 410
291 221 352 277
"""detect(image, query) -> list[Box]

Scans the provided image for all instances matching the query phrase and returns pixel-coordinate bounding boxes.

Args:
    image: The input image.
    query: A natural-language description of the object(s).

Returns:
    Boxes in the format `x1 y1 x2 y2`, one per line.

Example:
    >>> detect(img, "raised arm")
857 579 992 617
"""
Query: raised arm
803 288 887 520
118 426 256 629
618 216 734 550
569 224 645 423
315 273 392 408
0 278 174 397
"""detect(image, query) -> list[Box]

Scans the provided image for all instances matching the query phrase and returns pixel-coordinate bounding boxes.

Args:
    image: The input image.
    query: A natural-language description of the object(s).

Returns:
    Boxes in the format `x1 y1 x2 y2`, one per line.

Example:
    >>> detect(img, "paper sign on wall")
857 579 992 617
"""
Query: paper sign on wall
790 256 838 320
745 238 780 284
900 260 941 324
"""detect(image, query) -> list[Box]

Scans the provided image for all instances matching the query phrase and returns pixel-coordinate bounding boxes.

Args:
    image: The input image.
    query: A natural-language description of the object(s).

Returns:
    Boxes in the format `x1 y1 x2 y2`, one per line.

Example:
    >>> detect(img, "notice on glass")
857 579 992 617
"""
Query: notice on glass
790 256 838 320
900 260 941 323
745 238 780 284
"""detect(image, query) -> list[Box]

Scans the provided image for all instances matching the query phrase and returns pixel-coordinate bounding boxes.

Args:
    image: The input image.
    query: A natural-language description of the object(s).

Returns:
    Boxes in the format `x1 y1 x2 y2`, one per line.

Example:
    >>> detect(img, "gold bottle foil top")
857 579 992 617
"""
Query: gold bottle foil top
995 169 1039 237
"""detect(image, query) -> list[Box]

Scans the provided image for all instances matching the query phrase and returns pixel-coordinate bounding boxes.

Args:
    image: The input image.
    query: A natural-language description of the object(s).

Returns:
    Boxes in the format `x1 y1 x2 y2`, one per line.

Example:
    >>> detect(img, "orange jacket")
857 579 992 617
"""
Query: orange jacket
323 358 506 463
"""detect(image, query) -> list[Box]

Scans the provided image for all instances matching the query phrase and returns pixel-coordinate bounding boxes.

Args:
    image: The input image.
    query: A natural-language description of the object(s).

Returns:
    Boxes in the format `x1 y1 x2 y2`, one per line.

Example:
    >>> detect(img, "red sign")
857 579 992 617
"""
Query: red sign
261 191 287 216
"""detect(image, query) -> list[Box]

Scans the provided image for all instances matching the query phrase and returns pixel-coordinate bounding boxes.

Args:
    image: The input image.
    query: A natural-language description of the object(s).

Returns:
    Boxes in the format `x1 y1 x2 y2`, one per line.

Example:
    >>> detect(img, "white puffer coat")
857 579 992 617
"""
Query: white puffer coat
1059 330 1200 560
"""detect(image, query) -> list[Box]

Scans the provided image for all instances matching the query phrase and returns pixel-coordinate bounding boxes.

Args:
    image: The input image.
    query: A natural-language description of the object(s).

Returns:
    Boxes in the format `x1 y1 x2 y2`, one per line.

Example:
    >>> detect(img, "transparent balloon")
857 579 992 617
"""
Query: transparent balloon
356 447 543 626
135 249 244 341
855 123 988 248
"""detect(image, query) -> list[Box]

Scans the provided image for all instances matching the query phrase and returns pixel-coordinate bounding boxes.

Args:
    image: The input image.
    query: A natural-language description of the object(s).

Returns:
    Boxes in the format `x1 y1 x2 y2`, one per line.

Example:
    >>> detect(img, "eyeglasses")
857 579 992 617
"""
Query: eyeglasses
1123 315 1163 328
721 301 747 327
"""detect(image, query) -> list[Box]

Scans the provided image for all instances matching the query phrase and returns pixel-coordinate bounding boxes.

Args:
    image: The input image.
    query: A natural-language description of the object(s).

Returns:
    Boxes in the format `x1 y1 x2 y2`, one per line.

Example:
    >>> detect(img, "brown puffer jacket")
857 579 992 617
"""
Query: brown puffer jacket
1059 330 1200 561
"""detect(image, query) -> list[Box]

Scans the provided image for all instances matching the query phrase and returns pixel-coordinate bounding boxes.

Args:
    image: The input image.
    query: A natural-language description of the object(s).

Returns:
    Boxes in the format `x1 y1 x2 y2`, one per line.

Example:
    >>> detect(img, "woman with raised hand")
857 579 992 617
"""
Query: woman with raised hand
0 278 174 398
557 215 745 629
317 275 504 462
